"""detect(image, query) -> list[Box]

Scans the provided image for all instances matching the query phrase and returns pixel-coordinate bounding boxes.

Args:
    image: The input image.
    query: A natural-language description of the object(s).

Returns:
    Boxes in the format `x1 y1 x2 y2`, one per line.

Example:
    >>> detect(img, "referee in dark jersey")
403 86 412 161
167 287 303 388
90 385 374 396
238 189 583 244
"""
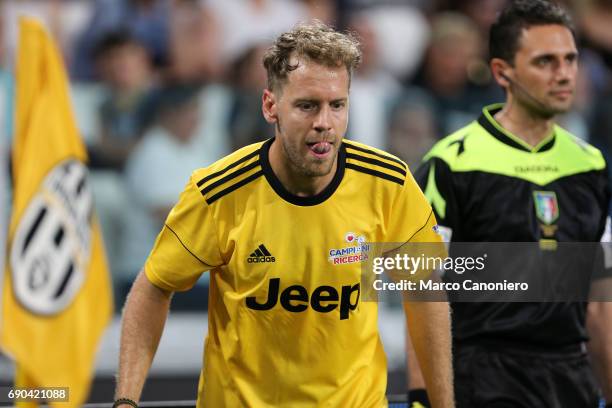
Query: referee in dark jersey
407 1 612 407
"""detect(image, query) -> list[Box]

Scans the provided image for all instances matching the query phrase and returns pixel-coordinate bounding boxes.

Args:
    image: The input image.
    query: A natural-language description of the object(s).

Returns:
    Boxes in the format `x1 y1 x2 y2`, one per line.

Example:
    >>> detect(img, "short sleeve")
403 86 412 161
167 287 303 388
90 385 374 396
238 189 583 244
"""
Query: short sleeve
384 171 443 246
144 173 224 291
382 173 446 283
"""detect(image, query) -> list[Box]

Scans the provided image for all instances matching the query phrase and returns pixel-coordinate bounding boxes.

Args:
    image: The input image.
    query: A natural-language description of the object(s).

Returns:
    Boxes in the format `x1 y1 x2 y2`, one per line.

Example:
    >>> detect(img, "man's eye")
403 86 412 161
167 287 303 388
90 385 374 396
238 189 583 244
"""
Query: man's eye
331 101 346 110
298 102 315 111
536 57 553 66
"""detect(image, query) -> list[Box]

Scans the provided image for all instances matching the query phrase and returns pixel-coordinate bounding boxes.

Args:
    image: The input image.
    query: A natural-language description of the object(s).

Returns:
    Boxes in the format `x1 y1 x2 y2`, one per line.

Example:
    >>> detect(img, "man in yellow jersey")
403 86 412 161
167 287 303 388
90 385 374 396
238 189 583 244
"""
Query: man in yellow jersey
114 21 454 408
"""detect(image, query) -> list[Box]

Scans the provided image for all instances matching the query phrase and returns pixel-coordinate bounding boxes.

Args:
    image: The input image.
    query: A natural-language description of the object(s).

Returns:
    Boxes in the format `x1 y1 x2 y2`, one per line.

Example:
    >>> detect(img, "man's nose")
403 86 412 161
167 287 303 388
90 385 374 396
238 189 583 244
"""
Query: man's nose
555 60 575 84
314 106 332 133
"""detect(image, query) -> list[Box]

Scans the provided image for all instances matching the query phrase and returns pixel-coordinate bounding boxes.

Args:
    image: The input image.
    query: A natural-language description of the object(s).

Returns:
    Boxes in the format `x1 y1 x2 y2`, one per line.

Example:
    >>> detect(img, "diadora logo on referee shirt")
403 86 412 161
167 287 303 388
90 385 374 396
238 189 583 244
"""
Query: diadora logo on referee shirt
247 244 276 263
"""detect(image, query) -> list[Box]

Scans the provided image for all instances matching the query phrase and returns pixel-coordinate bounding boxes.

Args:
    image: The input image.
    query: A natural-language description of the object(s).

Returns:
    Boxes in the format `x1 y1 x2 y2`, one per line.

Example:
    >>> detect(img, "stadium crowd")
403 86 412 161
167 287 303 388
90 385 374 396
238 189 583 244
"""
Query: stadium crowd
1 0 612 309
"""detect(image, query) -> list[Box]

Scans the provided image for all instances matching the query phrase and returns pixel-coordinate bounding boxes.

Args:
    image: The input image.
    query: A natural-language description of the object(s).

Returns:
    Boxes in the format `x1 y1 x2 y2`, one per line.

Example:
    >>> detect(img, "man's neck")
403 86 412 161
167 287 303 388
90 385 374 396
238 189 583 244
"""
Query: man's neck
269 139 337 197
494 104 555 148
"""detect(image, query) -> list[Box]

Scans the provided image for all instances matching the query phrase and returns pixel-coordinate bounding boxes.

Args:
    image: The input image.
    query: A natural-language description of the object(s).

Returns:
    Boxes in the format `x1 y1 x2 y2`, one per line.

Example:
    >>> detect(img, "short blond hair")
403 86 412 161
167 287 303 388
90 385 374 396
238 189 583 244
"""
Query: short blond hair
263 20 362 92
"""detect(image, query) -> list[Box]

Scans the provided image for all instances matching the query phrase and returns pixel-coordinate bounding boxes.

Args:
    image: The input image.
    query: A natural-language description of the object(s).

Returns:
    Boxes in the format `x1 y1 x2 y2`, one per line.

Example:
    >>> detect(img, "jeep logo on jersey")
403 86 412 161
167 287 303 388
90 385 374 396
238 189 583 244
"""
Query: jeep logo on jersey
10 160 92 315
246 278 360 320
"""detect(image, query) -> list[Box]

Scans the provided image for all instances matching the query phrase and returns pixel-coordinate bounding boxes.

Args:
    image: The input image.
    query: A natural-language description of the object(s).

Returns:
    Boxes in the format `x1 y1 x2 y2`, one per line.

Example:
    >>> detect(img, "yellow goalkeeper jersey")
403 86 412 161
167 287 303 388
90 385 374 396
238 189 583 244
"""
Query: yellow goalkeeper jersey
145 138 440 407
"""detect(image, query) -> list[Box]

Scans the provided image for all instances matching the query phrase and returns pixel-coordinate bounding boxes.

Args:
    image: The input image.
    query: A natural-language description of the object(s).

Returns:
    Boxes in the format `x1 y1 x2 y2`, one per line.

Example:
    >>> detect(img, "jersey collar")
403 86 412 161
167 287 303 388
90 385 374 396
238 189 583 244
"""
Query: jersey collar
477 104 556 153
260 137 346 206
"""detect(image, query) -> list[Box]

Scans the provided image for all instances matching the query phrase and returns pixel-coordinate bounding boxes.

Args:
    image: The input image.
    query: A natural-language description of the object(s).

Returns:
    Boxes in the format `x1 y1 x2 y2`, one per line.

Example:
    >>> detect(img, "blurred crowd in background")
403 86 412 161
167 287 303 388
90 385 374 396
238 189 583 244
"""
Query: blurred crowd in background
2 0 612 310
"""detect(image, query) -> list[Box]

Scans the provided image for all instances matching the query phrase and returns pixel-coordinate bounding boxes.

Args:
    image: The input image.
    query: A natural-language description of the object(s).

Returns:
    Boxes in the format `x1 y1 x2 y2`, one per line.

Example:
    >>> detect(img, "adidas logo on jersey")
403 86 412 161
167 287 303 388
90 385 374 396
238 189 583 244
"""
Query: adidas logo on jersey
247 244 276 263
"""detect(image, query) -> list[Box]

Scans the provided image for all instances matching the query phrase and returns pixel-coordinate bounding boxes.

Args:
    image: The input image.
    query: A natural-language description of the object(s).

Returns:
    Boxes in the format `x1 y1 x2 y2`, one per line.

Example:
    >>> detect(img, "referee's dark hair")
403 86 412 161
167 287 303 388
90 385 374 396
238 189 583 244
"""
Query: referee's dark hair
489 0 575 64
92 29 137 61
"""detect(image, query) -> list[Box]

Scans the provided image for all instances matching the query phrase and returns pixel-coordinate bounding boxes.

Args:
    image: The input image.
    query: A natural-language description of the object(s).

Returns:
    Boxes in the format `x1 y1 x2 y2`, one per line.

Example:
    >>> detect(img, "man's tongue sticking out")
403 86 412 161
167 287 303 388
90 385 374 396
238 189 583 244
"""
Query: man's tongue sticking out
309 141 331 156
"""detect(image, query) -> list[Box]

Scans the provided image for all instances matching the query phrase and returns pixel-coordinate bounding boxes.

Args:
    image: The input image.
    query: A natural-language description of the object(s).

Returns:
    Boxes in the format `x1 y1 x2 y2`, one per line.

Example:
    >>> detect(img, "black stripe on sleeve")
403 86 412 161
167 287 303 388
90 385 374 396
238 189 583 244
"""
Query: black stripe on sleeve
392 210 435 253
344 142 407 170
164 224 212 266
196 150 260 187
346 163 404 186
406 209 434 243
200 161 260 195
205 170 264 204
346 152 407 177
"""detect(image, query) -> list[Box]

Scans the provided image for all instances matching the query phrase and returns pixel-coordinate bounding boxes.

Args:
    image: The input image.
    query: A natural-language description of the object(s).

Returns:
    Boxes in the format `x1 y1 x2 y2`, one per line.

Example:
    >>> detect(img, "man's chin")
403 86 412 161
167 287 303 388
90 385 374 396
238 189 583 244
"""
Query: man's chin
548 99 574 114
533 104 569 120
555 105 573 115
302 159 336 178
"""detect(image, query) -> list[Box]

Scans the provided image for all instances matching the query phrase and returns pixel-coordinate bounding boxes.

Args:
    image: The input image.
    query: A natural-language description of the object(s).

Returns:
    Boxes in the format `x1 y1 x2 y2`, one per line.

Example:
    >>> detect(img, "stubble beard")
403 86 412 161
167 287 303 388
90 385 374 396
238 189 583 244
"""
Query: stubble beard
517 89 570 121
277 121 336 178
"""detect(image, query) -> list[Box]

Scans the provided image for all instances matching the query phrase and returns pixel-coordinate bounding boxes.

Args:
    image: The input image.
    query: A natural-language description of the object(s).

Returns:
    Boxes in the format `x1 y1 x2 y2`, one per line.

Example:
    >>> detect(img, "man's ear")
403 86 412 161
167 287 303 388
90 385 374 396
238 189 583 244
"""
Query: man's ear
490 58 512 88
262 89 278 124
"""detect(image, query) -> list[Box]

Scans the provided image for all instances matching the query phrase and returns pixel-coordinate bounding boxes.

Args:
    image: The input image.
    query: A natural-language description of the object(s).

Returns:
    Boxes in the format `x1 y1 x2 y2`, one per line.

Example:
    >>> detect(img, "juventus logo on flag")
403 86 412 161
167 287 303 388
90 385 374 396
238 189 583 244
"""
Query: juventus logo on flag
10 160 92 315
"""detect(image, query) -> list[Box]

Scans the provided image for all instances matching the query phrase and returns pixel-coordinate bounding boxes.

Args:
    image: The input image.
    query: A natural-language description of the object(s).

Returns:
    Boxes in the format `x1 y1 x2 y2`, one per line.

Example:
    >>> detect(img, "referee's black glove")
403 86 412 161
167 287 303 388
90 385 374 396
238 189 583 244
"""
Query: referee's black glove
407 388 430 408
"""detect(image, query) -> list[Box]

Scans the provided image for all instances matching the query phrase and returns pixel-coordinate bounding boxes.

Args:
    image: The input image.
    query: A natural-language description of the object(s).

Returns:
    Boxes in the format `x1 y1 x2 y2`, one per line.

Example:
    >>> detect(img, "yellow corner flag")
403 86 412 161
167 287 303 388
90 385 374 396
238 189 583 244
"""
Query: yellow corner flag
0 18 113 407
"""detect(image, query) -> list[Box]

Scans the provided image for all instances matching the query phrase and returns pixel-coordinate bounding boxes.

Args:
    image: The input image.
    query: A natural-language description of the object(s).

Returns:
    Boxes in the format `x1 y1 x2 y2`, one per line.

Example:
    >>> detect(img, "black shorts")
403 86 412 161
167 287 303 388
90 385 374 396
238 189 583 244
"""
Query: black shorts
454 343 601 408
